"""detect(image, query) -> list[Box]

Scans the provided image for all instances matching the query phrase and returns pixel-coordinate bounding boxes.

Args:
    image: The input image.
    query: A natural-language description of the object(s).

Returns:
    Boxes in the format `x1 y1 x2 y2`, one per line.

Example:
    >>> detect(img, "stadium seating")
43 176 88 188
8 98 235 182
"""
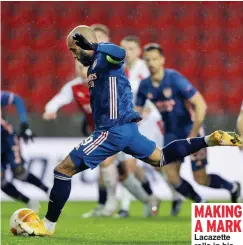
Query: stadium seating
1 2 242 113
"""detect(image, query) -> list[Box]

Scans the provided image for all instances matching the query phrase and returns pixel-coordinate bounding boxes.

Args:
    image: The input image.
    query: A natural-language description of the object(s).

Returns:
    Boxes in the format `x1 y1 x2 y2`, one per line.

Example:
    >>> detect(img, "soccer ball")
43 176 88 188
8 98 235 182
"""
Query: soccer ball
10 208 40 236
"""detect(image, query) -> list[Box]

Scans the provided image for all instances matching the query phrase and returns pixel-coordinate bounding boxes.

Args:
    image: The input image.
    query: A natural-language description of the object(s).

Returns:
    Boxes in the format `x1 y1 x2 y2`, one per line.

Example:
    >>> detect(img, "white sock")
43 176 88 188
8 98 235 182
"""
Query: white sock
43 217 56 231
100 164 117 198
204 135 210 146
120 186 132 211
122 174 149 203
100 164 118 212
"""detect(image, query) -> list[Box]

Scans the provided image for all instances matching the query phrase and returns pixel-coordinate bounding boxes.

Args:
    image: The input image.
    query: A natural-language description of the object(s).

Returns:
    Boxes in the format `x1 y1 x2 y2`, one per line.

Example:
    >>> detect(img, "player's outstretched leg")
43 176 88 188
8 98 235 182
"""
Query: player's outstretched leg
161 131 242 167
142 131 242 205
145 131 242 168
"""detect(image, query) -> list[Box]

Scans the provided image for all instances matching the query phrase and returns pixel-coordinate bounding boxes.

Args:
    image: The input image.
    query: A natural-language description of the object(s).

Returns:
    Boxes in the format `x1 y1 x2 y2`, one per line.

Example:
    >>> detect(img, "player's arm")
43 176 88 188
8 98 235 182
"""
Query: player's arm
187 92 207 138
237 102 243 150
1 91 34 143
43 81 75 120
173 72 207 138
135 81 147 115
72 33 125 65
4 92 28 123
97 43 125 65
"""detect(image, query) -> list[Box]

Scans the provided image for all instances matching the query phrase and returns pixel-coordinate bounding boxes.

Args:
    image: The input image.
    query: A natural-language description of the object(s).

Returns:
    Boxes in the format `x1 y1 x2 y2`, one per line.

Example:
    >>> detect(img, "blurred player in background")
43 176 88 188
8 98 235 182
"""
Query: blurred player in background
1 91 50 212
237 101 243 151
136 43 241 203
43 24 155 218
117 36 182 217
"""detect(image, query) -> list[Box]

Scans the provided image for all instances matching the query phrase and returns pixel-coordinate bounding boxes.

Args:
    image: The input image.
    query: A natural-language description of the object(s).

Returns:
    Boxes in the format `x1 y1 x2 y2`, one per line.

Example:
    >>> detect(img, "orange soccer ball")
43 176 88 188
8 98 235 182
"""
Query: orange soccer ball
10 208 40 236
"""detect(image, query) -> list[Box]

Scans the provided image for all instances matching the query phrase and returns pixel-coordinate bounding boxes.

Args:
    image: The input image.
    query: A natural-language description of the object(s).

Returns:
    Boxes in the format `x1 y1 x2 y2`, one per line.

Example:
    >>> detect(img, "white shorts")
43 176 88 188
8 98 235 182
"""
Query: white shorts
137 101 163 167
138 102 163 147
115 102 163 167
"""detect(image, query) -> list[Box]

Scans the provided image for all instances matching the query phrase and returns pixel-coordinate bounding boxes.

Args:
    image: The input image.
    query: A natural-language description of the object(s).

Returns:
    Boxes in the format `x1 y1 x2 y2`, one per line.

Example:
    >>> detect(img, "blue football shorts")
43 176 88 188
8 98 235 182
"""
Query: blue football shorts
69 122 156 169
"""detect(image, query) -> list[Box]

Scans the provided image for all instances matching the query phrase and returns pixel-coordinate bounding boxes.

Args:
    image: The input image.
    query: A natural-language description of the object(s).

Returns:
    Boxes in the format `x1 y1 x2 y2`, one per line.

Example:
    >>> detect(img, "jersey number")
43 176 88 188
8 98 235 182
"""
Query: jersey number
76 135 93 150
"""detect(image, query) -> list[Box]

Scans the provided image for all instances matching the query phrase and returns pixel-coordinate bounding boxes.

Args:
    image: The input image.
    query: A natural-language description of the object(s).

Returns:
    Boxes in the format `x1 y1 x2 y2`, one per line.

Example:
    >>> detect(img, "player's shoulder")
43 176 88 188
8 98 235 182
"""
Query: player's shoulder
165 68 182 77
1 90 15 97
99 42 113 45
165 68 189 84
1 90 15 106
1 90 9 96
95 42 123 67
97 42 120 50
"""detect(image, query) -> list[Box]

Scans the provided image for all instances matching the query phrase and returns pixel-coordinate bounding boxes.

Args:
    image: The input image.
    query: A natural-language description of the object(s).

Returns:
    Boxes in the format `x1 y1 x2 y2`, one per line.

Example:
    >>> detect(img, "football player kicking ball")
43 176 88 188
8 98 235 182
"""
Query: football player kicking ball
21 25 242 236
43 24 158 218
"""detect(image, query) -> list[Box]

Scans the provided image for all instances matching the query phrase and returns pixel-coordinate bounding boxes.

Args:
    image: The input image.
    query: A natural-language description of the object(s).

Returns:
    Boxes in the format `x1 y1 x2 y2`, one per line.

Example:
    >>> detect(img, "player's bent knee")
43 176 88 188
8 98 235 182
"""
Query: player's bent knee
55 155 78 177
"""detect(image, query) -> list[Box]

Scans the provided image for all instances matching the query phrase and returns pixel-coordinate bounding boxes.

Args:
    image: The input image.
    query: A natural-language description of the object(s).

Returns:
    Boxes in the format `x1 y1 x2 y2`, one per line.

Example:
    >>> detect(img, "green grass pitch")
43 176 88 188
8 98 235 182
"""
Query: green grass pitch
1 201 193 245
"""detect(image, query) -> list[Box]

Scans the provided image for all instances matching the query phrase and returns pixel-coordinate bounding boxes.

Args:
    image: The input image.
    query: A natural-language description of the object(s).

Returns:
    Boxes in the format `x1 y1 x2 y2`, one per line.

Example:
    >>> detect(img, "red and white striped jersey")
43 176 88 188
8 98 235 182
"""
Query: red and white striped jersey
45 77 94 130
